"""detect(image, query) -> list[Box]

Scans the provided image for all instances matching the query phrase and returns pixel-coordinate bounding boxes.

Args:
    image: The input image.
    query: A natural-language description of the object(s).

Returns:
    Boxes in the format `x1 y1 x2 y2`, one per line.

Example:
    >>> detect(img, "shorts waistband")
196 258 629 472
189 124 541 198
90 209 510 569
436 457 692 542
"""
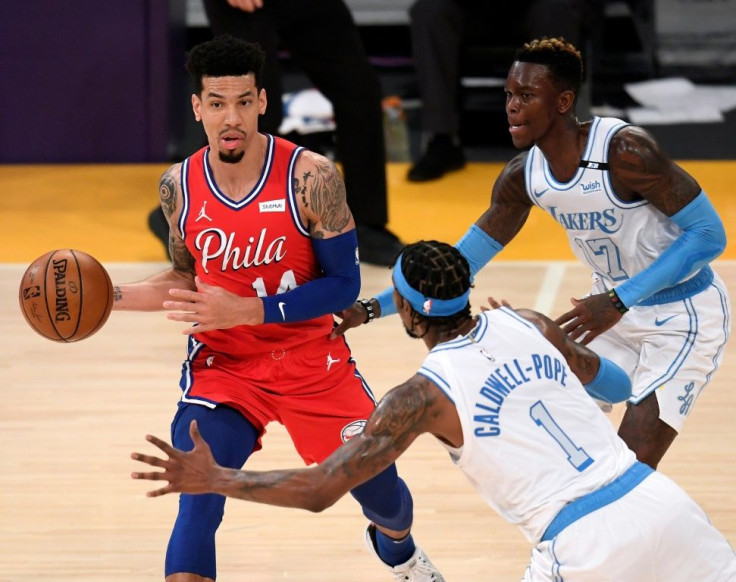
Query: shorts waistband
637 266 714 306
540 461 653 542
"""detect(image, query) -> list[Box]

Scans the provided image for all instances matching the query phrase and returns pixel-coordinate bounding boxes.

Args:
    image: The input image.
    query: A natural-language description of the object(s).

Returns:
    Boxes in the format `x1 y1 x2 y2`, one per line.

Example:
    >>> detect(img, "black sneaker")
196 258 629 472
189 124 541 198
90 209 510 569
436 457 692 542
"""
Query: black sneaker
407 135 466 182
356 225 404 267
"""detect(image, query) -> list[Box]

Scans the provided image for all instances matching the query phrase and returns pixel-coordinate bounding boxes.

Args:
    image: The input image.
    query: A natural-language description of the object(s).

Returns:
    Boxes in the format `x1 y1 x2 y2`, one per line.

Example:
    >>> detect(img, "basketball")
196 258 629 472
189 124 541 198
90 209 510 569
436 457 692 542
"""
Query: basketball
18 249 114 342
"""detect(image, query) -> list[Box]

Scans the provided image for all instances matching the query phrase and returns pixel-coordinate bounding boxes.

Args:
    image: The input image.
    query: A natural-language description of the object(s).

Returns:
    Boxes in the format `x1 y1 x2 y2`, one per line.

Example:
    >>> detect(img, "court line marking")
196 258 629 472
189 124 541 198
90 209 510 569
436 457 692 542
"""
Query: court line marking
534 263 568 314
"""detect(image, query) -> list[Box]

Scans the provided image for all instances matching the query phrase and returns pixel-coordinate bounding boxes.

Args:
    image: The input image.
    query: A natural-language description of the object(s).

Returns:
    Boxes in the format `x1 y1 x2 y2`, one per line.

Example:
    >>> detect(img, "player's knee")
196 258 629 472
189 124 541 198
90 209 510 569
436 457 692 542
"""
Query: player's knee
166 493 225 578
351 465 414 531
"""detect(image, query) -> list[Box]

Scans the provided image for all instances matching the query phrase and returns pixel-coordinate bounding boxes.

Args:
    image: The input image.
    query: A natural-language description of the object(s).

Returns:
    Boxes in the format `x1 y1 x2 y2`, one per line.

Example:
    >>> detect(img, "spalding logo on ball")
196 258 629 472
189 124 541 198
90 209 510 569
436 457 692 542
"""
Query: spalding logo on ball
18 249 114 342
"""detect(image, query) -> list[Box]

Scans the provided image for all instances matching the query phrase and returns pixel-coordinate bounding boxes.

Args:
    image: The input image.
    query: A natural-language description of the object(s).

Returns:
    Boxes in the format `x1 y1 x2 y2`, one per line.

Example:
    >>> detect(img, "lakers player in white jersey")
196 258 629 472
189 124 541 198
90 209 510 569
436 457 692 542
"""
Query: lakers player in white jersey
131 241 736 581
338 37 731 470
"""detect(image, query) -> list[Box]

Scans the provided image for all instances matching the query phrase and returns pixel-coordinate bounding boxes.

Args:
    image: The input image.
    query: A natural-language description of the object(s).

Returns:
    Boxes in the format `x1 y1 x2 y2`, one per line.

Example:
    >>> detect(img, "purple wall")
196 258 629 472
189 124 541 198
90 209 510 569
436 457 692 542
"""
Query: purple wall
0 1 183 163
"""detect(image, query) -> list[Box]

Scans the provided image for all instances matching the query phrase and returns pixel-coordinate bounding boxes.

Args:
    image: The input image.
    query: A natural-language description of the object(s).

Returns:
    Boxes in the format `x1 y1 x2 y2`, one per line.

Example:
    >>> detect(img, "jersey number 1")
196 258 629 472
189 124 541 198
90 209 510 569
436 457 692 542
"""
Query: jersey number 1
530 400 594 471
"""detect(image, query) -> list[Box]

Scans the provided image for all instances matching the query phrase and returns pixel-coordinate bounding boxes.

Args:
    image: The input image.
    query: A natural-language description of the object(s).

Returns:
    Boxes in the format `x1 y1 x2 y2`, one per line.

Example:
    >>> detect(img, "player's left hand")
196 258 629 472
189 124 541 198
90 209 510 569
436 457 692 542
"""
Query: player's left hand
131 420 221 497
555 292 623 345
480 296 512 311
164 277 264 333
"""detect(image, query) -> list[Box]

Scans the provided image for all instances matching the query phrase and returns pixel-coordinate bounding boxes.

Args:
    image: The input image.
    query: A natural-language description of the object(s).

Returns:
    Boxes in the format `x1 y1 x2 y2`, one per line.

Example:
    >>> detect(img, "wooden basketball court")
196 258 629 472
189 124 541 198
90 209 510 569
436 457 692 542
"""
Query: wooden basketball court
1 162 734 581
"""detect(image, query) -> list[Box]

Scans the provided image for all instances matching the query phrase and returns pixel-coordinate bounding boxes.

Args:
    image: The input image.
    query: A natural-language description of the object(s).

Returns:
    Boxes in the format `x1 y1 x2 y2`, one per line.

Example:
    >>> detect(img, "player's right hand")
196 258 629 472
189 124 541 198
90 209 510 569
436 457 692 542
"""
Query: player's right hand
331 301 369 339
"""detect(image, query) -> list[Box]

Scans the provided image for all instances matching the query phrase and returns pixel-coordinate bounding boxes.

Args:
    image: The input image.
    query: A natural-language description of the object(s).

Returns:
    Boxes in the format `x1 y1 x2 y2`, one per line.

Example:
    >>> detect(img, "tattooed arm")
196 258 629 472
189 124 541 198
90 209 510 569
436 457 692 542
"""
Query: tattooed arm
113 164 197 311
293 150 356 239
132 375 459 509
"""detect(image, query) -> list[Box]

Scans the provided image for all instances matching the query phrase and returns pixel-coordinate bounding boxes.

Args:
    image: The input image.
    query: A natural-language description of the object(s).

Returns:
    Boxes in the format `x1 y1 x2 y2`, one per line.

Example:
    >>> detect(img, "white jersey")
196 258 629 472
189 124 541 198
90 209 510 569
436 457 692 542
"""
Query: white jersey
419 308 636 543
524 116 697 297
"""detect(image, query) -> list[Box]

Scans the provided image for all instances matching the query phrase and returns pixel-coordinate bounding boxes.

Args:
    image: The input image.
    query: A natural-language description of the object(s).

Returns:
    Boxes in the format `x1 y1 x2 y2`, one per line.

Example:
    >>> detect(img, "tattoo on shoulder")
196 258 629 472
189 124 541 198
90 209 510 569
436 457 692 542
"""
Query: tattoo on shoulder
159 166 179 220
305 160 351 237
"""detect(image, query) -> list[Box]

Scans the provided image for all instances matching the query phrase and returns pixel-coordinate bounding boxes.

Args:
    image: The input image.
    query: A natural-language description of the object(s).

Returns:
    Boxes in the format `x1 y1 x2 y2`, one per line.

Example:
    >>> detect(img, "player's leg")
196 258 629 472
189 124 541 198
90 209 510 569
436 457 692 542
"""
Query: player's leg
165 403 259 582
280 336 445 580
621 281 731 468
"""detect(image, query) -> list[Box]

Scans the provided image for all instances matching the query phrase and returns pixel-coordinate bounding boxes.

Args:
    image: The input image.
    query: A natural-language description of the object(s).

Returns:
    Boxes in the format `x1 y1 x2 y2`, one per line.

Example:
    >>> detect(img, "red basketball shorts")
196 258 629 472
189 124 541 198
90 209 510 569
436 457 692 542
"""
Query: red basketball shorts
178 333 377 464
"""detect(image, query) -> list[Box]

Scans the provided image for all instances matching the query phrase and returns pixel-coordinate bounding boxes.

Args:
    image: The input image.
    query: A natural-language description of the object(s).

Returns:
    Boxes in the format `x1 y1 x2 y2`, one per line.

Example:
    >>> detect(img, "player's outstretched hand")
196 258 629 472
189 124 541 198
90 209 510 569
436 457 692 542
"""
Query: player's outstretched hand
555 292 623 345
480 296 512 312
331 301 370 339
131 420 221 497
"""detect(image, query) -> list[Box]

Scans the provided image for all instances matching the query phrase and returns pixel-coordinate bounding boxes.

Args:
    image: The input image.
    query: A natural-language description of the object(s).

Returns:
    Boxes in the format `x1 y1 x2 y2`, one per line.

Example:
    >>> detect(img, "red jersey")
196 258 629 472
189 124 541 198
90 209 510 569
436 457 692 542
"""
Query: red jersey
178 135 333 356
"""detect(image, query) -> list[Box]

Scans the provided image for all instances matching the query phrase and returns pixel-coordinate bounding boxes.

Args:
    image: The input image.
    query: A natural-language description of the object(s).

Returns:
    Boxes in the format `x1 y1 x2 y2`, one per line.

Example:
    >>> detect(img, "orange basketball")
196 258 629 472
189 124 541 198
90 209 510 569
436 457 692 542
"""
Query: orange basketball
18 249 114 342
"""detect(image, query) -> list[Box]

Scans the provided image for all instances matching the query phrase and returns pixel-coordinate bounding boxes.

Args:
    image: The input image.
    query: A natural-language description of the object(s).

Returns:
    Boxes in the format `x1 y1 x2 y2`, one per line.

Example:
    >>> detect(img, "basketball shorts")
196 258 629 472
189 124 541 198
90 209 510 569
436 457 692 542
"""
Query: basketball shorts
587 271 731 432
524 470 736 581
178 333 377 464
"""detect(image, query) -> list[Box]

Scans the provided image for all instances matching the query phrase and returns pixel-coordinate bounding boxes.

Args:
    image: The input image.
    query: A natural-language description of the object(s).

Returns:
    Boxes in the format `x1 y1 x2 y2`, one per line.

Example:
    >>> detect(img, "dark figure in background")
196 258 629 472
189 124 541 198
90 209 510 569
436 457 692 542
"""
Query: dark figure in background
149 0 404 266
407 0 584 181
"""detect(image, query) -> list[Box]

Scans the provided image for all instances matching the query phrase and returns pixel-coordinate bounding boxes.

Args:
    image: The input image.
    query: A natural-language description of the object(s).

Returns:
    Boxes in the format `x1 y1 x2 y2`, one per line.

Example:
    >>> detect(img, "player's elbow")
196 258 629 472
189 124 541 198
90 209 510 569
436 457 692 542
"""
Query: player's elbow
301 485 341 513
338 276 361 309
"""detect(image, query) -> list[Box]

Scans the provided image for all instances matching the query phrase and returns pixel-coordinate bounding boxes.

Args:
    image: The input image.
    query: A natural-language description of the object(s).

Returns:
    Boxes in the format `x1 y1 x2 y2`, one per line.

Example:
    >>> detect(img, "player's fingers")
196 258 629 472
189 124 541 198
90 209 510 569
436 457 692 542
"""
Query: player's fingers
554 308 578 326
579 328 601 346
189 420 203 444
163 299 199 311
146 433 180 457
131 452 168 468
146 484 176 497
131 469 168 481
486 296 501 309
168 288 200 301
330 320 350 339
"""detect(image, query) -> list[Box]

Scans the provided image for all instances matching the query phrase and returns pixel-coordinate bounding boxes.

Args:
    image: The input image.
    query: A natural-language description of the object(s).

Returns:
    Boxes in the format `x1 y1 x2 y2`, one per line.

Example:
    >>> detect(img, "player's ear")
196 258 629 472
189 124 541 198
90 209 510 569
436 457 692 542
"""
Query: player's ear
258 88 267 116
192 94 202 122
557 89 575 115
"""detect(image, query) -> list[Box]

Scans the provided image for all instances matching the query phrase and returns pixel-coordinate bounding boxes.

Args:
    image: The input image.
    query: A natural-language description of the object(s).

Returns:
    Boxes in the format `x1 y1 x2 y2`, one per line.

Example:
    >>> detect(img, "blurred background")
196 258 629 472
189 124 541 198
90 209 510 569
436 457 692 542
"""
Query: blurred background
2 0 736 166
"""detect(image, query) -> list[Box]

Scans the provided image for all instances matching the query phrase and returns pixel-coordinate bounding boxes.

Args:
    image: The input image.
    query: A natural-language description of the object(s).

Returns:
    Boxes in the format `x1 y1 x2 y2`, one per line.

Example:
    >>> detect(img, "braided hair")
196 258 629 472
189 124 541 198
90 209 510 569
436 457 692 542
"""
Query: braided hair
515 37 583 100
397 240 472 335
186 34 266 95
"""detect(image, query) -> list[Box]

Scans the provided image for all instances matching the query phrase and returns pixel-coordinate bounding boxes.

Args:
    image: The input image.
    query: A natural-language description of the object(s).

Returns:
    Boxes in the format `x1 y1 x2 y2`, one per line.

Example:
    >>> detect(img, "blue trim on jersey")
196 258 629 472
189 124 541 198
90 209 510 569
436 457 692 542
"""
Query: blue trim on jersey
524 148 538 207
417 369 455 403
542 117 601 190
704 282 732 391
342 332 378 405
178 158 191 241
498 306 537 331
286 145 309 237
541 461 654 542
635 297 698 402
430 313 489 354
179 336 218 408
202 136 275 209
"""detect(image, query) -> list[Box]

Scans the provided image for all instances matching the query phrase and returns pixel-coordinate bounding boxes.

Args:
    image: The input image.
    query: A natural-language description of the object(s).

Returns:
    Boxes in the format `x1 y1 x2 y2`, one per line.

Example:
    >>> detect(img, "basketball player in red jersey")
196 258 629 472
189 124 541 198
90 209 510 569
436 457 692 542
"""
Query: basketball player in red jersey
113 35 444 582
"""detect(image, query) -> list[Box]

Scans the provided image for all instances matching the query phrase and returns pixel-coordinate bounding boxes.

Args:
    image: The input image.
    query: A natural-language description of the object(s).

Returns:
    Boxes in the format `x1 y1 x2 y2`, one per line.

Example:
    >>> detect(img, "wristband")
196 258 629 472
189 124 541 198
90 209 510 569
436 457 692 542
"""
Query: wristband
357 298 375 324
608 288 628 315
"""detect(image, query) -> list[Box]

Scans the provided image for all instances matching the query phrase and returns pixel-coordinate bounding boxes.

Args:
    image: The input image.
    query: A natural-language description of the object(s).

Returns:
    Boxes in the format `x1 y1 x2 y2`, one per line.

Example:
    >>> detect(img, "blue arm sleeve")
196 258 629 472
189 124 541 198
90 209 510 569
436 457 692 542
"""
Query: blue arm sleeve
261 229 361 323
375 224 504 317
616 191 726 308
583 357 632 404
